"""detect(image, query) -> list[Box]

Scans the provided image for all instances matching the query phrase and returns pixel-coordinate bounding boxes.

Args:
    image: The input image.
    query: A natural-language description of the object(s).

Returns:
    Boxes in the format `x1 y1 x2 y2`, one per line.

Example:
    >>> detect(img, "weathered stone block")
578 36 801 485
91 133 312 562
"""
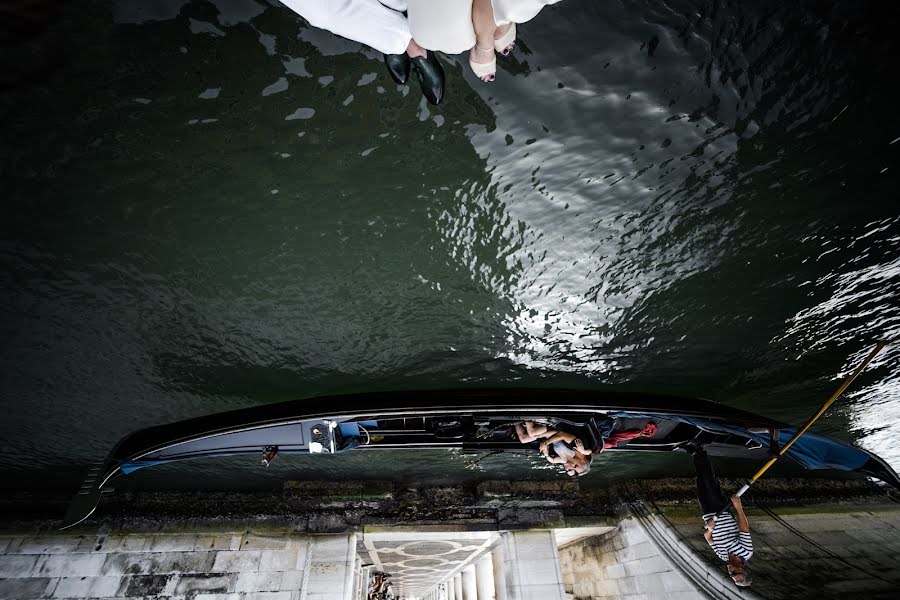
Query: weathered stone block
0 576 54 599
101 550 216 576
234 570 282 593
33 553 106 577
114 536 150 553
242 534 288 550
279 569 305 591
175 573 235 595
500 508 566 530
630 541 656 560
825 578 895 594
88 576 122 598
0 554 38 577
513 558 563 586
193 535 236 552
51 576 94 598
604 562 626 580
642 572 670 595
284 535 310 550
246 592 292 600
120 574 173 597
99 553 132 577
805 531 858 547
591 578 619 596
306 514 350 533
506 582 565 600
149 534 200 552
17 537 86 555
259 549 299 572
666 591 707 600
639 555 671 575
309 536 353 561
661 572 696 593
308 561 341 577
213 550 263 572
615 576 638 595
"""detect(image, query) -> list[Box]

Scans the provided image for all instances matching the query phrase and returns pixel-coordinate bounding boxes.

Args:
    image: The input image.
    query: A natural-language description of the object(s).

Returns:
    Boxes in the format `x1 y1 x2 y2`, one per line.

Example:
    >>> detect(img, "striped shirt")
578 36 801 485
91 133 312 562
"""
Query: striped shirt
702 512 753 562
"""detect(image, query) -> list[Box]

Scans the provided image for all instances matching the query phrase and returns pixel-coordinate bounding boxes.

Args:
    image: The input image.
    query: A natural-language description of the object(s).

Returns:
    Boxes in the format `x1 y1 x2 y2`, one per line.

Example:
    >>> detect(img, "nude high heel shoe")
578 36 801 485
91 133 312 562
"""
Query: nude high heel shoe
494 23 516 56
469 46 496 82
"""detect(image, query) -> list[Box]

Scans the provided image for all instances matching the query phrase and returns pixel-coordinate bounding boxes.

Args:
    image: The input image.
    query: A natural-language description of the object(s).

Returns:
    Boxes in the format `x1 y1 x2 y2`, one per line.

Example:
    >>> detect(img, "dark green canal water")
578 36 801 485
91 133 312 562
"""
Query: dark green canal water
1 0 899 491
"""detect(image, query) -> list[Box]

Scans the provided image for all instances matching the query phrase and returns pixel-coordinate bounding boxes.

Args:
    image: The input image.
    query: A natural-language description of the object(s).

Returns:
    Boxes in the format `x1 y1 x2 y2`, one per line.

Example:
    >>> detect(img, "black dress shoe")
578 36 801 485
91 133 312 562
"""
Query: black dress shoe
383 53 411 85
410 52 445 105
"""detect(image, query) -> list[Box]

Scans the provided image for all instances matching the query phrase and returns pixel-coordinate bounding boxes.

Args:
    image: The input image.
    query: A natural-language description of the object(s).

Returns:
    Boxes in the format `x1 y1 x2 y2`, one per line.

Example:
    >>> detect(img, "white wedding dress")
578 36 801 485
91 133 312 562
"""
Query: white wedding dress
280 1 562 56
280 0 412 55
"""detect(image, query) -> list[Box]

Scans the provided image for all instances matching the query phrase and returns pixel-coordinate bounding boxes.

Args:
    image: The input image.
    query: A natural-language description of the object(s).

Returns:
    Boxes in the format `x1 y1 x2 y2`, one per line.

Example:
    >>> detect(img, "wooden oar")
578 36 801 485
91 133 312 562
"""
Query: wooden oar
717 339 892 515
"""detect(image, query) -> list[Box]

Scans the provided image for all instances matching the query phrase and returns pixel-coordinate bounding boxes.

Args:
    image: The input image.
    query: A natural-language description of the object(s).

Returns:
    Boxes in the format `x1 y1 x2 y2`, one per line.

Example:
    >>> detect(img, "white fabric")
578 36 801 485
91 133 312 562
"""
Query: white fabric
492 0 563 26
552 440 576 460
279 0 564 57
406 0 563 54
279 0 411 55
406 0 475 54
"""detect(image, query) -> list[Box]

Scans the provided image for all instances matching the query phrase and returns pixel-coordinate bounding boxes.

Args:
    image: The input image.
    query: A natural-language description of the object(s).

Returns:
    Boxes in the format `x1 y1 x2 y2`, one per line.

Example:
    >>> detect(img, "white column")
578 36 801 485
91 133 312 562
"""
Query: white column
447 576 456 600
305 533 359 600
491 544 508 600
461 565 478 600
497 531 565 600
454 572 463 600
475 554 496 600
352 557 362 600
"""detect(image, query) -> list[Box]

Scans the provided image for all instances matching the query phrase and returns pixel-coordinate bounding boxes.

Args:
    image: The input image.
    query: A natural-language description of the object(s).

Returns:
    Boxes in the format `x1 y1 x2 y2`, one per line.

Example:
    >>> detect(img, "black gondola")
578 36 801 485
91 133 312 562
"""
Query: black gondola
62 389 900 528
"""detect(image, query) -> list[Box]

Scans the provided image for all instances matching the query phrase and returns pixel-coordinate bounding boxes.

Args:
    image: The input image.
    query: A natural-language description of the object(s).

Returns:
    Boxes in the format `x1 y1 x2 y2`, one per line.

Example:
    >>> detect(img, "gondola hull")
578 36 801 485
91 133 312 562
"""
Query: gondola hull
62 389 900 528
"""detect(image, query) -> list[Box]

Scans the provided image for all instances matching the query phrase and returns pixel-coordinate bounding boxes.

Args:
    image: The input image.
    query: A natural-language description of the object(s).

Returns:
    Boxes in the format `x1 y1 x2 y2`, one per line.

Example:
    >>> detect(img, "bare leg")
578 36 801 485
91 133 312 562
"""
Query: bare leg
470 0 496 81
515 423 529 442
494 23 513 55
406 38 427 59
516 420 550 443
525 421 550 439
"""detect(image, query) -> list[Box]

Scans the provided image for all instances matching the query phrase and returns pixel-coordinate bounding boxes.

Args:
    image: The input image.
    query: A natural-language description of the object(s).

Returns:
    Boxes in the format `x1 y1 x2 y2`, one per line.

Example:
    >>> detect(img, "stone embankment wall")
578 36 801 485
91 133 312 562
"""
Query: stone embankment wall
0 532 357 600
2 480 897 600
558 517 704 600
663 502 900 599
557 501 900 600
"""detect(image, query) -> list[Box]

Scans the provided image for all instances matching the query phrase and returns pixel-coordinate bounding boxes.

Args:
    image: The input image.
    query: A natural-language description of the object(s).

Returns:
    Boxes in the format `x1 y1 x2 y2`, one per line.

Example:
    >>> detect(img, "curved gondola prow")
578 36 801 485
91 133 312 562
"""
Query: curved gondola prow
60 460 119 530
860 455 900 491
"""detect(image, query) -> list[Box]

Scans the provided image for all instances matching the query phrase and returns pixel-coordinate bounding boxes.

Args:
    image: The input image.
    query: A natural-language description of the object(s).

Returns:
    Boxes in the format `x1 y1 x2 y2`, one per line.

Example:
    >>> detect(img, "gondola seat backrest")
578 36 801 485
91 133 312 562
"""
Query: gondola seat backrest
552 414 615 454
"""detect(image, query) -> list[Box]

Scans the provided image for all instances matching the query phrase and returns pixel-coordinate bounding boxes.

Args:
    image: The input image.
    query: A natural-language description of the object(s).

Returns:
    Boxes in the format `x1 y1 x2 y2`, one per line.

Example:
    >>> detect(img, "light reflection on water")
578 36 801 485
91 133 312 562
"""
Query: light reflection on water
772 215 900 470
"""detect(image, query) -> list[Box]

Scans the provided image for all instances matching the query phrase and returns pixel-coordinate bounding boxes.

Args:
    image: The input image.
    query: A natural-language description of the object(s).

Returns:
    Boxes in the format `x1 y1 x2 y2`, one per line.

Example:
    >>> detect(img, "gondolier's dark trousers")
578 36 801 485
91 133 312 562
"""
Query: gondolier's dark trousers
694 450 728 515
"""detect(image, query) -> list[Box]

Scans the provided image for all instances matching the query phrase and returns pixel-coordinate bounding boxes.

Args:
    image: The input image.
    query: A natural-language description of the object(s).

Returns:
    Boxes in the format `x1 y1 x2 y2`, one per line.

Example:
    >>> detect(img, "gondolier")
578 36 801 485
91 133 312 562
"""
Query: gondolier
683 441 753 587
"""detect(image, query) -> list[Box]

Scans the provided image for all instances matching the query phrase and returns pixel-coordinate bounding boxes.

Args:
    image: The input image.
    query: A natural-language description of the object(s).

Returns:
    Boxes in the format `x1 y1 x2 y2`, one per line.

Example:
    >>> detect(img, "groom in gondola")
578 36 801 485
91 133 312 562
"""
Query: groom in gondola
682 441 754 587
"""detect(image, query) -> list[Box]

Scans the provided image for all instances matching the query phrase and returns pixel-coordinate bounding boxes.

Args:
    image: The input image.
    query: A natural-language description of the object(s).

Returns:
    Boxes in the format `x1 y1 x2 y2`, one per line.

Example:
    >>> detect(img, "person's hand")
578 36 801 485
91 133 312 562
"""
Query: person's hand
574 438 585 453
539 441 548 454
730 495 743 509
